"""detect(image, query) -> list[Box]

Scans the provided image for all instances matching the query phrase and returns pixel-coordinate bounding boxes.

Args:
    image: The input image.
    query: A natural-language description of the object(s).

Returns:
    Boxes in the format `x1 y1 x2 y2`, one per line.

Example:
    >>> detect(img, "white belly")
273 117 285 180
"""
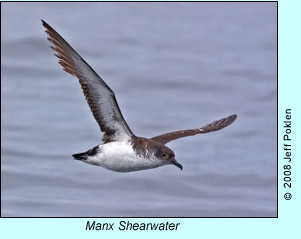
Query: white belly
84 141 164 172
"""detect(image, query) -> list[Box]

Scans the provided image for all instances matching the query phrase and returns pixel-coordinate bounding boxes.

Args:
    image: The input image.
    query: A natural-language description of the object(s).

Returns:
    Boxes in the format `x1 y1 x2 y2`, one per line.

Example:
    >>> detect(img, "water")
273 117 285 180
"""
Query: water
1 2 277 217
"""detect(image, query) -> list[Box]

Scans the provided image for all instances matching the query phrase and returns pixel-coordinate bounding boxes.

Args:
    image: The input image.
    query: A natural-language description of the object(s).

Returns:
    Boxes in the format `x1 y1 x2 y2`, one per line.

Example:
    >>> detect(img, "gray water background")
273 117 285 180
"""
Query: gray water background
1 2 277 217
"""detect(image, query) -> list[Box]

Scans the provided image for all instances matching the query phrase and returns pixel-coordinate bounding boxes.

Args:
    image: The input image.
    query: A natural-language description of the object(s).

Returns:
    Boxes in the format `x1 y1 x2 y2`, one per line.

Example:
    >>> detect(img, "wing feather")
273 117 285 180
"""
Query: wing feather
42 20 134 142
150 114 237 145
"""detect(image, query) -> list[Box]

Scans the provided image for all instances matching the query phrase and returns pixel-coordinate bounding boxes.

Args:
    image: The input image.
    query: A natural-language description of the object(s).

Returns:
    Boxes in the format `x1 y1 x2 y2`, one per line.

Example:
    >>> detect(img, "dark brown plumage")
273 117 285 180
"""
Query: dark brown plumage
150 114 237 145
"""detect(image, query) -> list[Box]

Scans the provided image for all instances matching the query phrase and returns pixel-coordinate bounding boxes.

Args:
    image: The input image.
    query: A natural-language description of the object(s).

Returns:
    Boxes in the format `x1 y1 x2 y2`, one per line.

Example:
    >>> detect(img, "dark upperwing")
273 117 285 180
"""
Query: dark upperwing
42 20 134 142
150 114 237 145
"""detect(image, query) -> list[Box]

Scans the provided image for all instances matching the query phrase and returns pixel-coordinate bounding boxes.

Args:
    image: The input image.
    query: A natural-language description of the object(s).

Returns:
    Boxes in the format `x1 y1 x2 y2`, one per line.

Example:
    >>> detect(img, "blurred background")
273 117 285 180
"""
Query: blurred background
1 2 277 217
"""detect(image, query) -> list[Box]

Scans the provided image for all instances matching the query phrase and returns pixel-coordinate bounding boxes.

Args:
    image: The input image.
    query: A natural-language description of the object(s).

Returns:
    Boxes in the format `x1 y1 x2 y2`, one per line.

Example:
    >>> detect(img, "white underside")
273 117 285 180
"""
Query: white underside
83 141 166 172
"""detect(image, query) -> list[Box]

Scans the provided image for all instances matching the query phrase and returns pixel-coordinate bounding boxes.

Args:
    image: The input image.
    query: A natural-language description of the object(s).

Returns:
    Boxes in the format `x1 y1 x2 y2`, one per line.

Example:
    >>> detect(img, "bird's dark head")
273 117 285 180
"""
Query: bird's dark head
155 145 182 170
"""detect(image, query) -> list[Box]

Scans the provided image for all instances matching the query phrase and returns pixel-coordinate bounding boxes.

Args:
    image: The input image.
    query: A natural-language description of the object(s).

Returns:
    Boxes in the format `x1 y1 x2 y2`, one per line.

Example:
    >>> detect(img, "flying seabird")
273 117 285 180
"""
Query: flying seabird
42 20 237 172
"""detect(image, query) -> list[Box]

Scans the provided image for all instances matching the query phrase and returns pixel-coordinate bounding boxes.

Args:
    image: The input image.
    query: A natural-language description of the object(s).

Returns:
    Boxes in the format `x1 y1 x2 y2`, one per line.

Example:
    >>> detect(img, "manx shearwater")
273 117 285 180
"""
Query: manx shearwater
42 20 237 172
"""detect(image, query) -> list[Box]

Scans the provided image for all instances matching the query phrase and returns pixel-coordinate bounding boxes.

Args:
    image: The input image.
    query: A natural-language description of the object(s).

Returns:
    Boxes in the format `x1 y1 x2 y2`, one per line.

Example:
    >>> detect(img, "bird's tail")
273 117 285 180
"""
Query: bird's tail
72 145 99 160
72 152 88 160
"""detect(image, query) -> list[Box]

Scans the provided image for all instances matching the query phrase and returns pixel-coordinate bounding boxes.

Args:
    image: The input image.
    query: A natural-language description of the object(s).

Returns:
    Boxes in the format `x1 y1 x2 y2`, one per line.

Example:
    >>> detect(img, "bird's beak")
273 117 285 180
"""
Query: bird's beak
171 159 183 170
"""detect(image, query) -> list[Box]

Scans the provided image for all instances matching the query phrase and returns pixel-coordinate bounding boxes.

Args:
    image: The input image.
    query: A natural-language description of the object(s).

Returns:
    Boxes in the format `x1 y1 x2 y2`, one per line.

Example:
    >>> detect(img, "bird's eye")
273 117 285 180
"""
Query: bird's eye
162 153 166 157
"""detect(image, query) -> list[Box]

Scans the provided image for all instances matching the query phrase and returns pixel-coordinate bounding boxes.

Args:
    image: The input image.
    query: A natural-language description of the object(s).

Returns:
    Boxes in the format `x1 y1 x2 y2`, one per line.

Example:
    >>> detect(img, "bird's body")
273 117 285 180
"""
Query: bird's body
42 20 237 173
73 139 172 172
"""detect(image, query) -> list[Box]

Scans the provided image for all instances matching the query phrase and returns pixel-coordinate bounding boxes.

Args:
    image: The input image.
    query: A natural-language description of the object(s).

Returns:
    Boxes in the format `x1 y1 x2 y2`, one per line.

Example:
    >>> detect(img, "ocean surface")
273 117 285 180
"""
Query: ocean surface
1 2 277 217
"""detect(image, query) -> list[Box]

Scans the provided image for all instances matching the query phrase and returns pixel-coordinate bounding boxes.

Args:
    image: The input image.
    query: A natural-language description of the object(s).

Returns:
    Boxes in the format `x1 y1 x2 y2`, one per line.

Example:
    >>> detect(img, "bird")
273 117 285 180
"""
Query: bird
42 20 237 173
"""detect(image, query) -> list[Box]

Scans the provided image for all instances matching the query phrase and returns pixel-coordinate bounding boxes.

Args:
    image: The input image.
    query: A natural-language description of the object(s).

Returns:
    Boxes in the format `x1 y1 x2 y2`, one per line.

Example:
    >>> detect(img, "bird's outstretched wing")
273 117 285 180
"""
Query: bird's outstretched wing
150 114 237 145
42 20 134 142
